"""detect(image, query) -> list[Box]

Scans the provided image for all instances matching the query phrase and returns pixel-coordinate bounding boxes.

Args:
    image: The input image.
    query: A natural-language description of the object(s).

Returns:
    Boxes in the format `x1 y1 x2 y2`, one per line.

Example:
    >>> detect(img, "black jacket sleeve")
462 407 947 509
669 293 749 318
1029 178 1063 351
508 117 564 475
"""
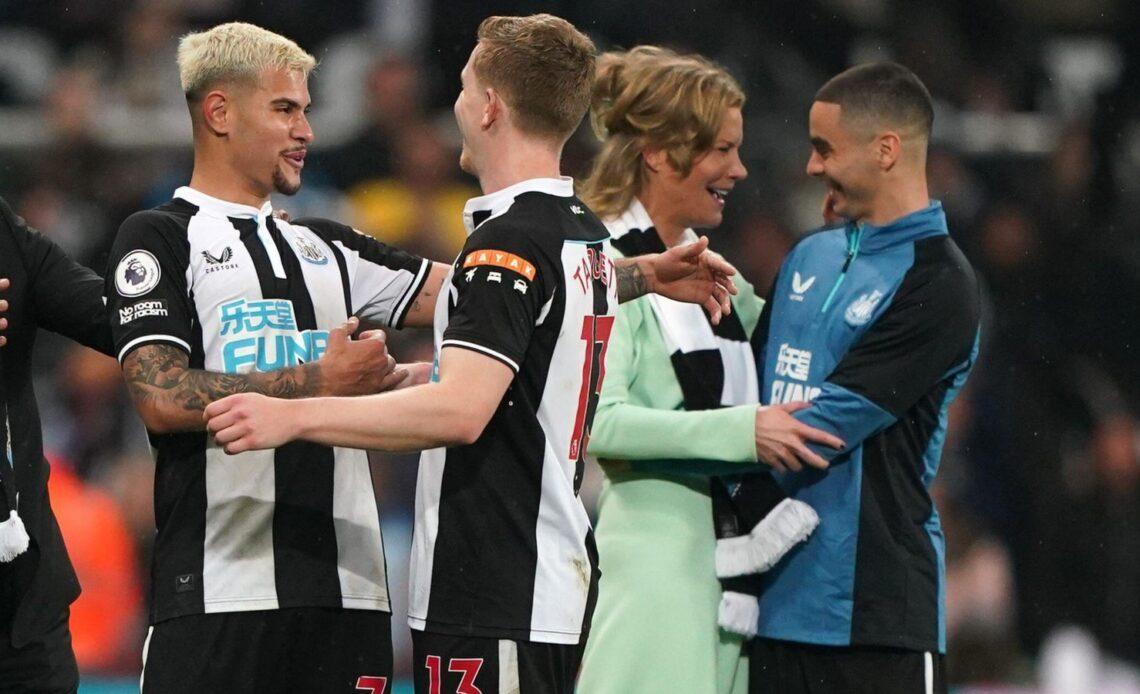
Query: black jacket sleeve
793 238 981 461
0 197 112 356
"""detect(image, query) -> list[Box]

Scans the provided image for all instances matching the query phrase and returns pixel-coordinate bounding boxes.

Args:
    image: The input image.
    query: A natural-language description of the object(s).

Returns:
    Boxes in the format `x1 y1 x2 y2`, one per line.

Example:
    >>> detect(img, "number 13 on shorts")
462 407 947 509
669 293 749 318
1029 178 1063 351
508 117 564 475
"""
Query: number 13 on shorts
425 655 484 694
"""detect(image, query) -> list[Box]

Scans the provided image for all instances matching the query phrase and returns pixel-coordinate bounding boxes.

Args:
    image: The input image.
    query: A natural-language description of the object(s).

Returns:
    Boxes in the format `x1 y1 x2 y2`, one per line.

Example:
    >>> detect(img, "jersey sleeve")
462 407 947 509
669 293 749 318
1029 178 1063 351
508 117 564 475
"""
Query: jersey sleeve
105 211 195 363
293 217 430 329
0 197 112 355
440 221 554 372
793 255 981 461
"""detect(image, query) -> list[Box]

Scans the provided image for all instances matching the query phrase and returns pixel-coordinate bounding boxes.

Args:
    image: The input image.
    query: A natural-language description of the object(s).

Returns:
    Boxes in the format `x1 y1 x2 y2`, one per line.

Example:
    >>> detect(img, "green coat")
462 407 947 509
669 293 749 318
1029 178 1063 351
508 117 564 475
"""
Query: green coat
577 248 765 694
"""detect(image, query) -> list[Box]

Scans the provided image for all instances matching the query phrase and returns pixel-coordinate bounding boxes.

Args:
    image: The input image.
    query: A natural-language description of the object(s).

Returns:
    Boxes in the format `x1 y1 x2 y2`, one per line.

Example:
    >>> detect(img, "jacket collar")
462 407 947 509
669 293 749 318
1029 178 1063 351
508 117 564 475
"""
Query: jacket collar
462 177 574 235
849 200 948 253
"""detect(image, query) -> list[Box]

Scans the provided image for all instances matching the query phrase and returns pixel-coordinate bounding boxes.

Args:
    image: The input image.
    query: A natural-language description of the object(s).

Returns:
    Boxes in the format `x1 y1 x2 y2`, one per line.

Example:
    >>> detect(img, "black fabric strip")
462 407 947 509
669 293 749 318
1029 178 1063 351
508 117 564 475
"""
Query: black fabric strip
325 235 354 317
669 350 725 411
392 260 430 329
238 215 342 606
609 225 667 257
232 217 278 299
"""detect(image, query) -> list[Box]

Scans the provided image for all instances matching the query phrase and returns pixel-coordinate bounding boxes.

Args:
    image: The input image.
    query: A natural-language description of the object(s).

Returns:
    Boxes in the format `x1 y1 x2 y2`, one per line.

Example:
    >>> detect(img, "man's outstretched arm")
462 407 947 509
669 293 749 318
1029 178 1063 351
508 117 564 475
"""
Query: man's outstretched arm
613 236 738 323
205 346 513 454
125 319 400 434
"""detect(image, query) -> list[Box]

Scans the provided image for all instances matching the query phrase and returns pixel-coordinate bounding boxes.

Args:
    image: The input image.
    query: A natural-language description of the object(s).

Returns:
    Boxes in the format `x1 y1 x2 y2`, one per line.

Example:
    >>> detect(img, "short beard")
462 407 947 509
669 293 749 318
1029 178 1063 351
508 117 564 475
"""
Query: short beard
272 165 300 196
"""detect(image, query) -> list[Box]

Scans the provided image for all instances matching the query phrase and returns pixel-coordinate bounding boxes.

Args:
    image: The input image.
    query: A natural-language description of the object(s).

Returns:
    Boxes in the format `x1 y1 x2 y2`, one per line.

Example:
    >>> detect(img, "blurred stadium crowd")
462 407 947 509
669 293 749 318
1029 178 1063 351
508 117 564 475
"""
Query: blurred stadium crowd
1 0 1138 690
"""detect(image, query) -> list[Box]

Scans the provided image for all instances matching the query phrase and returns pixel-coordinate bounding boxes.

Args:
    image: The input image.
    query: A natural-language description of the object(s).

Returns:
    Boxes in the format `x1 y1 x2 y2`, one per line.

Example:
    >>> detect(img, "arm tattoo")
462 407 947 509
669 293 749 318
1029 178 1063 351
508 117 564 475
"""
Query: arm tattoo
614 260 650 303
123 343 323 415
409 279 435 317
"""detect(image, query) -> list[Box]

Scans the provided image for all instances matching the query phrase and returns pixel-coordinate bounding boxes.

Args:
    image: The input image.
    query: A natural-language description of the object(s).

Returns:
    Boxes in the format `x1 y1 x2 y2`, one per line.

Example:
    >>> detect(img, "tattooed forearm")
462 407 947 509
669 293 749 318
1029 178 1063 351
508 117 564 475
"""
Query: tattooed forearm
123 343 322 431
614 258 651 303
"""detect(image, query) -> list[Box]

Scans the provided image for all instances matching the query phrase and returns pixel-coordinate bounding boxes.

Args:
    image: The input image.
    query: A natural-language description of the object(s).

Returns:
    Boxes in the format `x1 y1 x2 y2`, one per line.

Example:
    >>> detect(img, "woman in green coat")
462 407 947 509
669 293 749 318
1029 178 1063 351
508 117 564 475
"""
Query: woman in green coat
575 48 832 693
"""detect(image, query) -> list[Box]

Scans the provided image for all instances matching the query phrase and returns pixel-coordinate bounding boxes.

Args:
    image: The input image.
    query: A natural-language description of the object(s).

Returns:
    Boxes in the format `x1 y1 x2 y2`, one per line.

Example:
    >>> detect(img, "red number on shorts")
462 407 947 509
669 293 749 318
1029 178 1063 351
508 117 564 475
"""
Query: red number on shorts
426 655 442 694
354 675 387 694
425 655 483 694
449 658 484 694
568 314 616 466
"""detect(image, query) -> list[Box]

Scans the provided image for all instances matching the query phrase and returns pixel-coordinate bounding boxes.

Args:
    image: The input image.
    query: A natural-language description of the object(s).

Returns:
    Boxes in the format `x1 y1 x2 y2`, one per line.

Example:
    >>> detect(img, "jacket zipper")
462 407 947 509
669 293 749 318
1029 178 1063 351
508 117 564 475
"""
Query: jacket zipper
820 223 864 314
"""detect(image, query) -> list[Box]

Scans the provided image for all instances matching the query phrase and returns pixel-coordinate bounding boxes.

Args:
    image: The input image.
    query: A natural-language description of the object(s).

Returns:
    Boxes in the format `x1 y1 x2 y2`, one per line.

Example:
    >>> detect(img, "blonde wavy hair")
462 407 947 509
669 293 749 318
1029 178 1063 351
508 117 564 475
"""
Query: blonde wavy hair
579 46 745 219
177 22 316 102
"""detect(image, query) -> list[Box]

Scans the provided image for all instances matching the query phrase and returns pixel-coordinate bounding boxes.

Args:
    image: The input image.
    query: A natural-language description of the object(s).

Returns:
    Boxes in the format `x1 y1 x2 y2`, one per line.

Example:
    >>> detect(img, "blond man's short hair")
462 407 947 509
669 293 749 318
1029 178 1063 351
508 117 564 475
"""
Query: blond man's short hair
177 22 315 101
473 14 596 142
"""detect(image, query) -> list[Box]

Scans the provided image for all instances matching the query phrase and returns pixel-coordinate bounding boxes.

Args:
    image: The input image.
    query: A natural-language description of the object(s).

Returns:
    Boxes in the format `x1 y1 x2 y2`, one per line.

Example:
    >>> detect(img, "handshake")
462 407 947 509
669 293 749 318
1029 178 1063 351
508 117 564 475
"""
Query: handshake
316 316 431 397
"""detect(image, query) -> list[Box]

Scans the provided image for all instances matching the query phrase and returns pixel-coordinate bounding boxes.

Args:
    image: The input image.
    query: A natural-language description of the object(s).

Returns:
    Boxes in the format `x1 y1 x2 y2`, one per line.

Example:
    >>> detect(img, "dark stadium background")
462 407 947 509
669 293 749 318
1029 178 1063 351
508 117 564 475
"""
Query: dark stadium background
2 0 1137 691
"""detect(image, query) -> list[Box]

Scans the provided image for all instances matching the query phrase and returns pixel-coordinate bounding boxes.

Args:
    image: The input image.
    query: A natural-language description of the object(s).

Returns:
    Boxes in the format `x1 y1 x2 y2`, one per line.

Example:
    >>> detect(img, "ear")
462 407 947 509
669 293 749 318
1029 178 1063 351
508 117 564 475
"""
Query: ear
877 131 902 170
481 87 500 131
642 145 668 174
201 90 231 136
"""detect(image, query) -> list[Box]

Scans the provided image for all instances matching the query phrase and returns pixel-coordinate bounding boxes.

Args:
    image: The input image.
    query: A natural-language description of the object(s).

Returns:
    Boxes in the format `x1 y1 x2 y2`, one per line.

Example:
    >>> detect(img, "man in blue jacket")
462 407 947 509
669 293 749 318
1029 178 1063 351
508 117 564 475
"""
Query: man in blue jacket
749 63 981 693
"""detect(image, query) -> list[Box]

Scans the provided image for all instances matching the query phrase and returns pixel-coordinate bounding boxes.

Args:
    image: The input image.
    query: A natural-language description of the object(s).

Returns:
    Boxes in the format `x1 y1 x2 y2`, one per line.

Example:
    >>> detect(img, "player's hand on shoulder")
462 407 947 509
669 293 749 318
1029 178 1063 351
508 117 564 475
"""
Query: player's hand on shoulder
205 393 294 454
754 401 844 473
319 317 399 396
0 278 9 347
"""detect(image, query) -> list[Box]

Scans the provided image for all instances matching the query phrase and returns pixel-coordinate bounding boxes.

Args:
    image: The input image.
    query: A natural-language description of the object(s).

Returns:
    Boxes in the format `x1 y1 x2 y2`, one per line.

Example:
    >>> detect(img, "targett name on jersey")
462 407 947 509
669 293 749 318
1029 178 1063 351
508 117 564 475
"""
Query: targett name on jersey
218 297 329 373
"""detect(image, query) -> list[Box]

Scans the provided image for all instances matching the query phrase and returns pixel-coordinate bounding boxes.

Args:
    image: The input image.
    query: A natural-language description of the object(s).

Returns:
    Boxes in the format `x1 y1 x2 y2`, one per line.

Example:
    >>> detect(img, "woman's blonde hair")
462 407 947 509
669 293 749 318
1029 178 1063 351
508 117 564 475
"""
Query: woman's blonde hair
579 46 744 219
177 22 316 102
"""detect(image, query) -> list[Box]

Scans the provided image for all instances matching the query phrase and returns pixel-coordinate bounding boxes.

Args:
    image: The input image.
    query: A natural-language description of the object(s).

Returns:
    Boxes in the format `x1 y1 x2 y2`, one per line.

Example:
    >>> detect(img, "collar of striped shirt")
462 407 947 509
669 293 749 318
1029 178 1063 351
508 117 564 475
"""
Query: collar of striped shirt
174 186 274 220
462 176 574 235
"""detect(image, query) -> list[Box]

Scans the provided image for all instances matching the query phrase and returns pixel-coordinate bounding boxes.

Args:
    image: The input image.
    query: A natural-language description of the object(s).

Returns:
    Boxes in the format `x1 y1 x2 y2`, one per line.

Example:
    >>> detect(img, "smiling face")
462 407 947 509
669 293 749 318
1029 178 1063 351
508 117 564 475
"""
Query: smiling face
227 66 313 197
647 107 747 231
805 101 881 222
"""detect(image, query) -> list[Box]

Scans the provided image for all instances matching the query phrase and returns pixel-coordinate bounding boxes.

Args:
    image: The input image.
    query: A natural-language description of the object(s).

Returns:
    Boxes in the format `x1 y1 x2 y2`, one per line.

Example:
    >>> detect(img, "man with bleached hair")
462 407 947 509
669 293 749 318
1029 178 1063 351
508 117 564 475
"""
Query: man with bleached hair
106 23 431 692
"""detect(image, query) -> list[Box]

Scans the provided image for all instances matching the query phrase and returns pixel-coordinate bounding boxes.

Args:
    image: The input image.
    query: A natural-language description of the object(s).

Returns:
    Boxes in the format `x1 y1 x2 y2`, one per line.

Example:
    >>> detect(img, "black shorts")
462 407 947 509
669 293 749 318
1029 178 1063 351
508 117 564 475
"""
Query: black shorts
411 630 583 694
749 638 946 694
141 608 392 694
0 608 78 694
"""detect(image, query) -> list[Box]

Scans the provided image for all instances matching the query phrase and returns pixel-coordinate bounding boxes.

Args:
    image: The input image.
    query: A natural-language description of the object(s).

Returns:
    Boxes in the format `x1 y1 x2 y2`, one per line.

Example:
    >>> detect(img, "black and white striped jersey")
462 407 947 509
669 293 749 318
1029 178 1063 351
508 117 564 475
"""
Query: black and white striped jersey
105 186 430 624
409 177 618 644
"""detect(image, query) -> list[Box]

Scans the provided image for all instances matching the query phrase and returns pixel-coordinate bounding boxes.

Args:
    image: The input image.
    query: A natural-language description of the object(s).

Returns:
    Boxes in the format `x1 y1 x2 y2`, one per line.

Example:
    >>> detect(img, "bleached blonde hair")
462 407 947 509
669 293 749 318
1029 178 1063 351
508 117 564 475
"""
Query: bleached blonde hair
177 22 315 101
